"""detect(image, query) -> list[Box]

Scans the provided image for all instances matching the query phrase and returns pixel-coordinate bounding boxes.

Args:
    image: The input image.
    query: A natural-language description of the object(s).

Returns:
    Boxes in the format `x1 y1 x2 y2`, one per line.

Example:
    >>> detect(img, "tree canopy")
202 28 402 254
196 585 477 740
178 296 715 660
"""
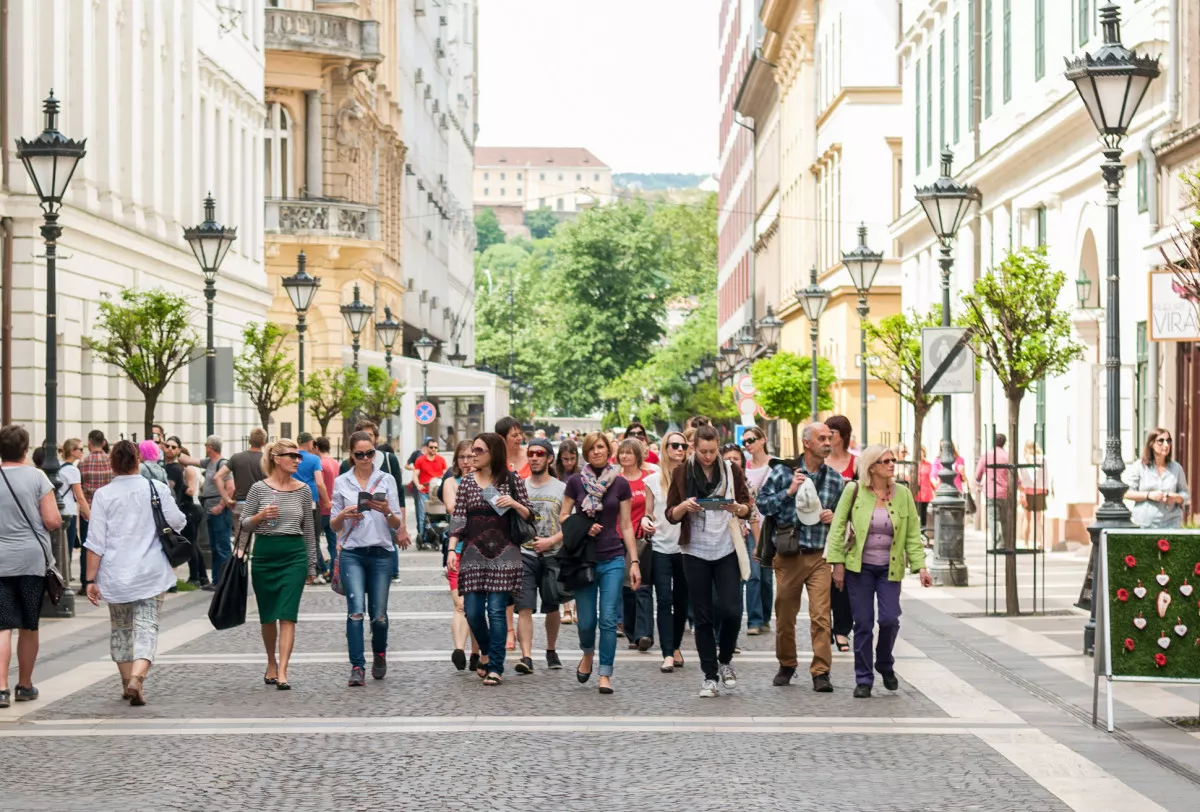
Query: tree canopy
234 322 297 430
749 351 836 454
525 206 558 240
474 207 506 253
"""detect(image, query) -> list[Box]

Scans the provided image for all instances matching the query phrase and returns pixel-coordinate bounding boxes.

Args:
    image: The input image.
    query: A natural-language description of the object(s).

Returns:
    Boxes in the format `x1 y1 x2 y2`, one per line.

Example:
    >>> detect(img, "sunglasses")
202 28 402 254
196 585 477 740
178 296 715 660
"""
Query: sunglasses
471 447 488 456
876 458 896 466
528 450 548 458
628 432 646 439
164 444 179 451
666 442 687 451
275 452 301 461
1156 437 1172 445
427 447 440 452
742 436 760 447
352 450 374 459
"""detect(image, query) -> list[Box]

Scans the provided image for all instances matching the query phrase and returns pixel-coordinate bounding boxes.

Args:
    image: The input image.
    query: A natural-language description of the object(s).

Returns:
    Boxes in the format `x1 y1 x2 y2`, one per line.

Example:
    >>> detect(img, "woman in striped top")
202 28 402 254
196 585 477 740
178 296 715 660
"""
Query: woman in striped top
241 438 318 690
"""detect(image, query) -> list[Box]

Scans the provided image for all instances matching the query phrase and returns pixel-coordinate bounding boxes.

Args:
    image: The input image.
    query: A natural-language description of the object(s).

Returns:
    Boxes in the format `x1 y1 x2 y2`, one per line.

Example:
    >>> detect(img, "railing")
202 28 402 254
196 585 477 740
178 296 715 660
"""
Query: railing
265 199 381 241
264 9 382 63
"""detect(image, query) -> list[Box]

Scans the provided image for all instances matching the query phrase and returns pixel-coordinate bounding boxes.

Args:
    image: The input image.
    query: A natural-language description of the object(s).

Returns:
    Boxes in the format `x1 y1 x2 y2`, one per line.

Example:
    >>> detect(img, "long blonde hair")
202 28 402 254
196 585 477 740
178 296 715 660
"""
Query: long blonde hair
262 438 300 477
857 444 895 488
658 431 687 493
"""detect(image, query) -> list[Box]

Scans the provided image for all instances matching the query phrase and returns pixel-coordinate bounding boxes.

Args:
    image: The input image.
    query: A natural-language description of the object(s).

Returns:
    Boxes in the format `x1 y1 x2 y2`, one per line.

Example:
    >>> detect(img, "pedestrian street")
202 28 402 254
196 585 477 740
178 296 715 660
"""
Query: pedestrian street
1 545 1197 812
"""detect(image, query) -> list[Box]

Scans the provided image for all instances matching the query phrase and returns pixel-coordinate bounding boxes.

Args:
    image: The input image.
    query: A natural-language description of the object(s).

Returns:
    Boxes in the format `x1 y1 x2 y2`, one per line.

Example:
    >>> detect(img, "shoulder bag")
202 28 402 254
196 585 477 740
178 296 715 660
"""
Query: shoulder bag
841 483 860 550
208 532 251 630
506 472 538 545
148 478 194 567
0 466 65 605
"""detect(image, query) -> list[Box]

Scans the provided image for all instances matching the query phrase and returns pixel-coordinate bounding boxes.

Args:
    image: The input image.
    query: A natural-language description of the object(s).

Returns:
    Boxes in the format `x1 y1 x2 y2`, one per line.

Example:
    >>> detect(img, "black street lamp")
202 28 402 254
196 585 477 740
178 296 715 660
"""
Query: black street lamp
183 194 238 437
735 327 757 366
415 329 438 400
375 306 402 441
915 148 980 587
17 90 85 616
340 283 372 373
756 305 784 357
843 223 884 444
797 266 831 421
446 342 467 367
281 251 321 435
1065 1 1160 654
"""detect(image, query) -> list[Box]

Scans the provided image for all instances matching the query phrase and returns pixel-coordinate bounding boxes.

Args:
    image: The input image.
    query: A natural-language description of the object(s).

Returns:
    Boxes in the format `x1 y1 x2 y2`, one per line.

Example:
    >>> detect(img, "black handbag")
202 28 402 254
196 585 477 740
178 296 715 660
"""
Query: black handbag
506 473 537 545
773 523 800 557
148 479 194 567
0 466 65 604
207 551 249 630
540 554 574 604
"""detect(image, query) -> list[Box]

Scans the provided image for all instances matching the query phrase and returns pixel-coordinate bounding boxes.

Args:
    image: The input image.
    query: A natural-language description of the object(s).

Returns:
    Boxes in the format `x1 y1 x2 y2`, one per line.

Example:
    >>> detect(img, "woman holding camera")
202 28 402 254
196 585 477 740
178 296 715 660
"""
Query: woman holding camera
331 431 408 687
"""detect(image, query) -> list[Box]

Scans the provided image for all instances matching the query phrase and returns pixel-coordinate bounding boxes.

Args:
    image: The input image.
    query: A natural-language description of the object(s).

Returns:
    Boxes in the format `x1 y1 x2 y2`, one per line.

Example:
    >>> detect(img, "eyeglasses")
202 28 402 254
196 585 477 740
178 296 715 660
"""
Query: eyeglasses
1155 437 1173 445
528 450 548 458
352 450 374 459
875 458 896 466
666 442 687 451
164 444 179 451
471 447 488 456
275 452 301 461
628 432 646 439
427 446 440 452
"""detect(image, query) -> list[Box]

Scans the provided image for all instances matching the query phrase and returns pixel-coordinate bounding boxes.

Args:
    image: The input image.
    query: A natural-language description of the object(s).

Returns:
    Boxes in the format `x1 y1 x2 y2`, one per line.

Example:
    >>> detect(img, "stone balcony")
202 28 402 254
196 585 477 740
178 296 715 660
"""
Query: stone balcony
265 198 381 242
264 9 383 64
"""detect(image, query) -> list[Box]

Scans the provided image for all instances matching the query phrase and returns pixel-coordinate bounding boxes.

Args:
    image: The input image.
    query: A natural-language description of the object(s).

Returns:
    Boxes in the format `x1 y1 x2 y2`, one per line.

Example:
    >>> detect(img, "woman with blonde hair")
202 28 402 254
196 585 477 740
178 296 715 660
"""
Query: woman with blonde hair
644 431 689 671
57 438 88 565
826 444 932 698
1018 440 1048 549
240 438 319 690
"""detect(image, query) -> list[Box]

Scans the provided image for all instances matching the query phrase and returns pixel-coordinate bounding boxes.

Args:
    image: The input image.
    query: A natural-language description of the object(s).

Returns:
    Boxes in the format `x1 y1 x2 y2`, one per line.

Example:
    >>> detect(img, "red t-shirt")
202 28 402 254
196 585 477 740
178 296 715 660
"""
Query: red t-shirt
413 453 449 493
624 473 648 537
319 456 339 516
645 449 660 465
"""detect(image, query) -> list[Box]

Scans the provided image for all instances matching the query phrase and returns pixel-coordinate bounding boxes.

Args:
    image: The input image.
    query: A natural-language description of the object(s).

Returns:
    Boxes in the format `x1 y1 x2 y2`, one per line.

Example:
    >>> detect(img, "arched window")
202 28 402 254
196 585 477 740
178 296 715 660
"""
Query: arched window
265 102 294 199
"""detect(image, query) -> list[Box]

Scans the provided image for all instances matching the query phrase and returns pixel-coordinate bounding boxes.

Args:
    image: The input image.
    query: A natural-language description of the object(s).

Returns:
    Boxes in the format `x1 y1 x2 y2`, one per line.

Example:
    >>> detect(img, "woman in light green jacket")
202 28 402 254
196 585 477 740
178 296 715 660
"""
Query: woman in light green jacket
826 444 933 698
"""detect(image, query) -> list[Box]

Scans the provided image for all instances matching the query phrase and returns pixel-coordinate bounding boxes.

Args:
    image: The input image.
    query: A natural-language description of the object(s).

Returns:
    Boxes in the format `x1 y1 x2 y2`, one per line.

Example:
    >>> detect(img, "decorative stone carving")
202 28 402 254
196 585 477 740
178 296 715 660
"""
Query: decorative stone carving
279 204 329 231
338 208 368 237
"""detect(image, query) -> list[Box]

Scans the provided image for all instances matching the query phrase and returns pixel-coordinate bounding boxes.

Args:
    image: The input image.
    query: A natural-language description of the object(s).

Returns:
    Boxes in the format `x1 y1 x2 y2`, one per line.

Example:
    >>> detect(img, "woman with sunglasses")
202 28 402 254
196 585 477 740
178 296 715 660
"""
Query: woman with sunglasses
446 433 533 685
442 440 481 671
826 445 932 698
740 427 777 634
644 432 689 672
1125 428 1190 529
240 438 319 690
625 422 658 465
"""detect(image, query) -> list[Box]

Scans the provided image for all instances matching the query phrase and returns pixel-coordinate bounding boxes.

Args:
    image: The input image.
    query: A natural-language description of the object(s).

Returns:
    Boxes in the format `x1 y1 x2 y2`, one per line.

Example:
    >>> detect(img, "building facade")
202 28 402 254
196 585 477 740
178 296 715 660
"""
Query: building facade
1 0 269 449
472 146 613 237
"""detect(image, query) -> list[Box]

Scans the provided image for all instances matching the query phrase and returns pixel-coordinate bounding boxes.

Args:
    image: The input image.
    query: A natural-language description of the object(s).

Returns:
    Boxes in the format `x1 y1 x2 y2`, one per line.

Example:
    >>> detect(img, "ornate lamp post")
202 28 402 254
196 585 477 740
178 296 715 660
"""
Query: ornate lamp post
735 327 757 367
1064 1 1160 654
17 91 85 616
415 329 438 400
375 306 402 442
797 267 831 421
915 148 980 587
756 305 784 358
842 223 884 444
340 283 372 373
446 343 467 367
281 251 321 435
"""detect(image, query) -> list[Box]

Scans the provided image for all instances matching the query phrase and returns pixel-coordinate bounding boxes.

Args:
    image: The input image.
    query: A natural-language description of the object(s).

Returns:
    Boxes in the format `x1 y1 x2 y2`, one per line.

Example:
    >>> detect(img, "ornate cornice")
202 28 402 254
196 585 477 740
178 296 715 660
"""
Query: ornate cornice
774 12 814 91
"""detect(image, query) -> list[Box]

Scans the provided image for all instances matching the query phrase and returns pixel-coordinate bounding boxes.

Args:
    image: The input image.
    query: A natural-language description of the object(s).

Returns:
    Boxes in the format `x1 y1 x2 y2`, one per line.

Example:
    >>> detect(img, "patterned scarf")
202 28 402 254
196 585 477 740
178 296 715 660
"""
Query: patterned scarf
685 454 728 500
580 463 618 517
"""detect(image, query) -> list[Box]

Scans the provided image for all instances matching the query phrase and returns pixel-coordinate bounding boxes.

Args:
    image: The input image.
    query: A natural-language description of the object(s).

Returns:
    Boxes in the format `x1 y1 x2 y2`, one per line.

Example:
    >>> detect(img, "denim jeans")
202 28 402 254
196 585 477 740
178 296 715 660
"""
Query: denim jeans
651 550 688 659
574 556 626 677
844 562 902 686
744 534 764 629
759 562 774 626
409 482 427 537
339 546 393 668
321 514 337 573
464 591 510 674
206 508 233 586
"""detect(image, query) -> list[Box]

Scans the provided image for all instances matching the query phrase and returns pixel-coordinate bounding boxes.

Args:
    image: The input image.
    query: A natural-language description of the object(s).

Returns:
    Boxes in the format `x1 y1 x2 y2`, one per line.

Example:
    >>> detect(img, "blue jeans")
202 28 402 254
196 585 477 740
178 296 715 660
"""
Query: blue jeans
410 483 426 537
745 534 764 629
339 546 393 668
206 508 233 586
464 591 510 675
574 556 626 677
759 561 774 626
321 515 337 574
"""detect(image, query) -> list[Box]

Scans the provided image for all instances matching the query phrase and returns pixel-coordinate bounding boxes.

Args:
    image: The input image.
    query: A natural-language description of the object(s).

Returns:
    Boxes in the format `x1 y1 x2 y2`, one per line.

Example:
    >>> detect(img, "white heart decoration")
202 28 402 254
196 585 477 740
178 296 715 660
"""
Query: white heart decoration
1134 585 1147 599
1181 584 1193 597
1175 623 1188 637
1158 635 1171 650
1157 572 1171 586
1133 616 1147 630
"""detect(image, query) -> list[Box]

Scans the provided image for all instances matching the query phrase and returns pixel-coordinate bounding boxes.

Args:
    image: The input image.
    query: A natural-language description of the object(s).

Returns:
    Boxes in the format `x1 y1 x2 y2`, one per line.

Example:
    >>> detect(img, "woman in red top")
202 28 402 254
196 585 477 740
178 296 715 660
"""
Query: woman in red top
617 438 656 651
625 422 659 466
916 445 934 531
825 415 856 653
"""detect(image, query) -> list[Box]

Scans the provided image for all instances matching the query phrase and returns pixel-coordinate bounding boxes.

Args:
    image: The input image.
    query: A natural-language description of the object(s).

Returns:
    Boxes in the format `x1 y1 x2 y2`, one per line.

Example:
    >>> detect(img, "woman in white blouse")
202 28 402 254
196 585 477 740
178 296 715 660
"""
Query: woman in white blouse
84 440 186 706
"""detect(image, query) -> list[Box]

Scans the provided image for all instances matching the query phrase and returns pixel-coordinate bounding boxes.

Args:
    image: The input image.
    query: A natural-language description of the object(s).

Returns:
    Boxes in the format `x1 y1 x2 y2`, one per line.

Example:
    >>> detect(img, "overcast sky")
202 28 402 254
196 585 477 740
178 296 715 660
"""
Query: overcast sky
476 0 719 175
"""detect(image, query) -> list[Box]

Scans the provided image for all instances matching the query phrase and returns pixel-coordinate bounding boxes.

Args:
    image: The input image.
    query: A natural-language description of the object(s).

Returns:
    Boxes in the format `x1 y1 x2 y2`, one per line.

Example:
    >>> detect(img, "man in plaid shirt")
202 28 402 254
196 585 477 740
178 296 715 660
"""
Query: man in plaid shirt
756 422 842 691
77 429 113 593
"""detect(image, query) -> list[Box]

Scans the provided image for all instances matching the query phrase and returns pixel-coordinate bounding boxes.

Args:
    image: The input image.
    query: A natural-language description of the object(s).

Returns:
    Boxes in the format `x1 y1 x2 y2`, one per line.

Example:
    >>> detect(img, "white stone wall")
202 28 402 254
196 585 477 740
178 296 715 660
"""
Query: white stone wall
2 0 269 452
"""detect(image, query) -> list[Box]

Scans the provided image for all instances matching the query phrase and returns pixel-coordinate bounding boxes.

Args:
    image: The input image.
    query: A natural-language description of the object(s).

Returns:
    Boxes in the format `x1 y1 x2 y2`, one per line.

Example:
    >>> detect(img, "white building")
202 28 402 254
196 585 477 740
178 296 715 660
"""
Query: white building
892 0 1181 545
1 0 269 449
472 146 613 237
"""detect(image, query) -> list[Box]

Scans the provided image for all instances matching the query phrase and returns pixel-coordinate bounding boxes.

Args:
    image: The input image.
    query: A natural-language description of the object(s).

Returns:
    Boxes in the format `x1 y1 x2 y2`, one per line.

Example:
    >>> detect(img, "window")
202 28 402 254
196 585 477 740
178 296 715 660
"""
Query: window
264 102 293 198
539 172 545 180
953 15 960 142
915 57 922 171
575 173 582 181
1036 206 1047 247
968 0 976 127
558 173 563 181
1137 154 1148 213
939 32 946 152
1079 0 1090 47
500 187 506 196
556 198 564 211
926 49 933 165
516 187 522 196
483 188 489 196
500 172 506 180
594 173 599 181
1002 0 1011 103
1034 0 1045 80
517 173 522 180
484 172 489 180
984 0 993 117
538 198 545 208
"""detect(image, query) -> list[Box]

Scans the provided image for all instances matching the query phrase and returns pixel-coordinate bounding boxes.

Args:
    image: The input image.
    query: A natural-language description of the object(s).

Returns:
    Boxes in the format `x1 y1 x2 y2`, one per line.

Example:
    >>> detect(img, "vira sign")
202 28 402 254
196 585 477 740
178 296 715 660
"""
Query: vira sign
1148 271 1200 342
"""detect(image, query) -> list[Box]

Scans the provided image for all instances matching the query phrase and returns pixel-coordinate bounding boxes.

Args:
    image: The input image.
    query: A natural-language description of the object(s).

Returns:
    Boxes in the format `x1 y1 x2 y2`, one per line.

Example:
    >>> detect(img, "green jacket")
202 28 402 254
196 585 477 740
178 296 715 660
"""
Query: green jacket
825 482 925 582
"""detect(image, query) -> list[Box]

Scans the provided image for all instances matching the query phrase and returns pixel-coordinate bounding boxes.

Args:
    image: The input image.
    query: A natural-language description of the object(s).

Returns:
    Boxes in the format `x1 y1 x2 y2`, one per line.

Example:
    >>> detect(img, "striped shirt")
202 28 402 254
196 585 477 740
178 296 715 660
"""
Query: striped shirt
242 480 318 577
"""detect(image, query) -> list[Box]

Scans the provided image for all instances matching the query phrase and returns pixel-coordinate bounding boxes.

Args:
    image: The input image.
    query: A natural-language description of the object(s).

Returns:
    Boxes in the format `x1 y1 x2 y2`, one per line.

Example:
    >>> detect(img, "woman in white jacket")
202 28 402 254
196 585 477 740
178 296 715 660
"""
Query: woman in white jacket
643 431 689 674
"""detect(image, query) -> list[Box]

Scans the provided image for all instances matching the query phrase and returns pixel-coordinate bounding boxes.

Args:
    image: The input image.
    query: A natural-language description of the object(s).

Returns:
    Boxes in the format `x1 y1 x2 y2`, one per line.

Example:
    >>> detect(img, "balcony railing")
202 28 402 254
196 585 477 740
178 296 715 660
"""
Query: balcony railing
265 9 382 64
265 199 381 242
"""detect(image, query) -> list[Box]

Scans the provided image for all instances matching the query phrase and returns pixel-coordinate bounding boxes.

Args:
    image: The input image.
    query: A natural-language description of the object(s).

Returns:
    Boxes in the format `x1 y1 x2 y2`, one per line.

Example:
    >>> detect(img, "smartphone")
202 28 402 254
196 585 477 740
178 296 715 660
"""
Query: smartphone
697 498 733 510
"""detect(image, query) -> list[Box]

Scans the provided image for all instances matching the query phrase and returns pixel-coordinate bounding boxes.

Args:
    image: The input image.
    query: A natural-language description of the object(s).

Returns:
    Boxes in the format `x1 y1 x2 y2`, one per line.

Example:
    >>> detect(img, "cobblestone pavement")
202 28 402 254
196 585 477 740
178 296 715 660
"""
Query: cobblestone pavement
2 550 1198 811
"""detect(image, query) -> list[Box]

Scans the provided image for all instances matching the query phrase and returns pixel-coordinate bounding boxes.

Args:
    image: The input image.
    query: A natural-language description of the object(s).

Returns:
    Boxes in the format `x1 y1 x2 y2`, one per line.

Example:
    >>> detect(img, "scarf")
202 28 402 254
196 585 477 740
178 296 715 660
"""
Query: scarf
580 463 618 517
685 454 727 501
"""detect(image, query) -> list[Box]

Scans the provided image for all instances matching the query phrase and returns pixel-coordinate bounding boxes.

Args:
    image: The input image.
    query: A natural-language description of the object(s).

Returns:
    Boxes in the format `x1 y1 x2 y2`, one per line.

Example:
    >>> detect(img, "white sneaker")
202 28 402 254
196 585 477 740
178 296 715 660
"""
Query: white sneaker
719 663 737 688
698 679 719 698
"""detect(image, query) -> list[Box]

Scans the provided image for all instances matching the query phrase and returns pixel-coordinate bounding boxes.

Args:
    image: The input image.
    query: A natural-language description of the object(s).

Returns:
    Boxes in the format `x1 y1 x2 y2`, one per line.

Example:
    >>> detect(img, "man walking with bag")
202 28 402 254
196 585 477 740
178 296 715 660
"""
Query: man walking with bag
756 423 843 691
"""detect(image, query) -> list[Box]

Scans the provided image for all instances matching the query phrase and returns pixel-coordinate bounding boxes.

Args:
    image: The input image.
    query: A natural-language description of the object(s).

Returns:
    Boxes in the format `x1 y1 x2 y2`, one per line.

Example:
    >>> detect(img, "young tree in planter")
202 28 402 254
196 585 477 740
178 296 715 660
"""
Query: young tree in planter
865 306 942 491
302 367 364 436
961 246 1084 615
748 351 836 455
360 365 404 428
233 322 297 430
90 288 200 437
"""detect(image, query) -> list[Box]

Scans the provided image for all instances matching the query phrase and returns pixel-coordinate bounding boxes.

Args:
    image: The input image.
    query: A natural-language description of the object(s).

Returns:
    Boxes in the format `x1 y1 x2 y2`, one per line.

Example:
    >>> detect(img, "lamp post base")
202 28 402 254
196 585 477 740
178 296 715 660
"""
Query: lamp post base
1081 511 1134 655
929 501 969 586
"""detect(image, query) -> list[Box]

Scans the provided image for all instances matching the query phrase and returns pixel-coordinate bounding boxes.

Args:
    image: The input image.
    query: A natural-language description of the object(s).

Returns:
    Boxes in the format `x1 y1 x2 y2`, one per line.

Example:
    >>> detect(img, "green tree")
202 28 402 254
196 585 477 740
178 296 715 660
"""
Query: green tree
865 306 943 490
474 207 506 253
302 367 364 437
748 351 836 455
650 192 718 298
90 288 200 437
360 365 404 428
961 246 1085 615
525 206 558 240
233 322 296 430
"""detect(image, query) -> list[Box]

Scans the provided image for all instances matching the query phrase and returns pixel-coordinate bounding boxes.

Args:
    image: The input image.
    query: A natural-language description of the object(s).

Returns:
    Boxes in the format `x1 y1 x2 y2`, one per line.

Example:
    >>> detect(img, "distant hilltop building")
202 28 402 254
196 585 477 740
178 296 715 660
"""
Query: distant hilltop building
473 146 613 237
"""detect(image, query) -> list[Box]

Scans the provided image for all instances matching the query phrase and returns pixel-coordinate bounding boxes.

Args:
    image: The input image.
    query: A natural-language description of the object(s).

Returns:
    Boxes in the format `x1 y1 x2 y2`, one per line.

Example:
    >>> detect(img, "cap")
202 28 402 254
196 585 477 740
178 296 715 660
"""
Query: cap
528 438 554 455
794 478 823 526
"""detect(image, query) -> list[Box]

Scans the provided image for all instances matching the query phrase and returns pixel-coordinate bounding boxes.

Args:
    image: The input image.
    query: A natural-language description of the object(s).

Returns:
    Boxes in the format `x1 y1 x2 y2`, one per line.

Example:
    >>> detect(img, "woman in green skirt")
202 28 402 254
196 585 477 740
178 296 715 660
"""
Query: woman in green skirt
241 438 318 690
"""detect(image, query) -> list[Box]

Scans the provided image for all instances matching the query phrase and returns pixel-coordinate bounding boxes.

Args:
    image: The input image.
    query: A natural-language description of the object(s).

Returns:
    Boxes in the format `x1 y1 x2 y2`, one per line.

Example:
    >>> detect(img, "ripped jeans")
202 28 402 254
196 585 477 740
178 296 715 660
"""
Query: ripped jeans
339 546 392 668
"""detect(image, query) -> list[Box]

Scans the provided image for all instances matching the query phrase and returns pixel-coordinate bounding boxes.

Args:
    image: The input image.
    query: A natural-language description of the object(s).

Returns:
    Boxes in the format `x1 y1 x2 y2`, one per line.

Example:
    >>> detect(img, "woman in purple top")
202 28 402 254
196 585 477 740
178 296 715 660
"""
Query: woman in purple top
559 432 641 695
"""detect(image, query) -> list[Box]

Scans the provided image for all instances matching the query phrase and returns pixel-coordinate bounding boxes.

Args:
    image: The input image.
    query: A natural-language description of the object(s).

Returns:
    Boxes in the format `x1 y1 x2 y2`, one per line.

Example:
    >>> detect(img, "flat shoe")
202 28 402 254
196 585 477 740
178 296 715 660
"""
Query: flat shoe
598 685 614 695
660 663 675 673
276 681 291 691
576 667 592 684
452 649 467 671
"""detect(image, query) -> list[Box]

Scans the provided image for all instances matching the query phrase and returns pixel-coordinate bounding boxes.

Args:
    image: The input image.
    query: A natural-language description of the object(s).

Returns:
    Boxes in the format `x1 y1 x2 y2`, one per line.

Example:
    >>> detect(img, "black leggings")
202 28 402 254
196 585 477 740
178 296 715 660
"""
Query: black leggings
682 552 742 681
651 551 689 658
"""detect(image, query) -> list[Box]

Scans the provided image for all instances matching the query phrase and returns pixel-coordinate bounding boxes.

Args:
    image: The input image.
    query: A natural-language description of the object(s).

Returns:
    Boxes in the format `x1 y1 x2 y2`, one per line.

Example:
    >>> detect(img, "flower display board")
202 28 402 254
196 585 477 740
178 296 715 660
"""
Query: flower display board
1095 530 1200 731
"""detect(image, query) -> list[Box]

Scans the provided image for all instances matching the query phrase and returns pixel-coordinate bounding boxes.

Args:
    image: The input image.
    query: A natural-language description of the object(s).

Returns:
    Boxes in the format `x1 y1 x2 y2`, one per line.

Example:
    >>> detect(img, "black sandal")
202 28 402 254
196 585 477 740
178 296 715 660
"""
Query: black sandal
276 681 291 691
483 673 503 686
835 636 851 652
476 660 490 679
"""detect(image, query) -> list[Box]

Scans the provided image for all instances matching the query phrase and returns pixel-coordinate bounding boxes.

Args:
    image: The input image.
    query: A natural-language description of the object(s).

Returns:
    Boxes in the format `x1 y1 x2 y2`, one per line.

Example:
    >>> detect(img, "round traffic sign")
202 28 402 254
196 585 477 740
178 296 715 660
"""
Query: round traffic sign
415 401 437 425
736 374 757 397
738 397 758 417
